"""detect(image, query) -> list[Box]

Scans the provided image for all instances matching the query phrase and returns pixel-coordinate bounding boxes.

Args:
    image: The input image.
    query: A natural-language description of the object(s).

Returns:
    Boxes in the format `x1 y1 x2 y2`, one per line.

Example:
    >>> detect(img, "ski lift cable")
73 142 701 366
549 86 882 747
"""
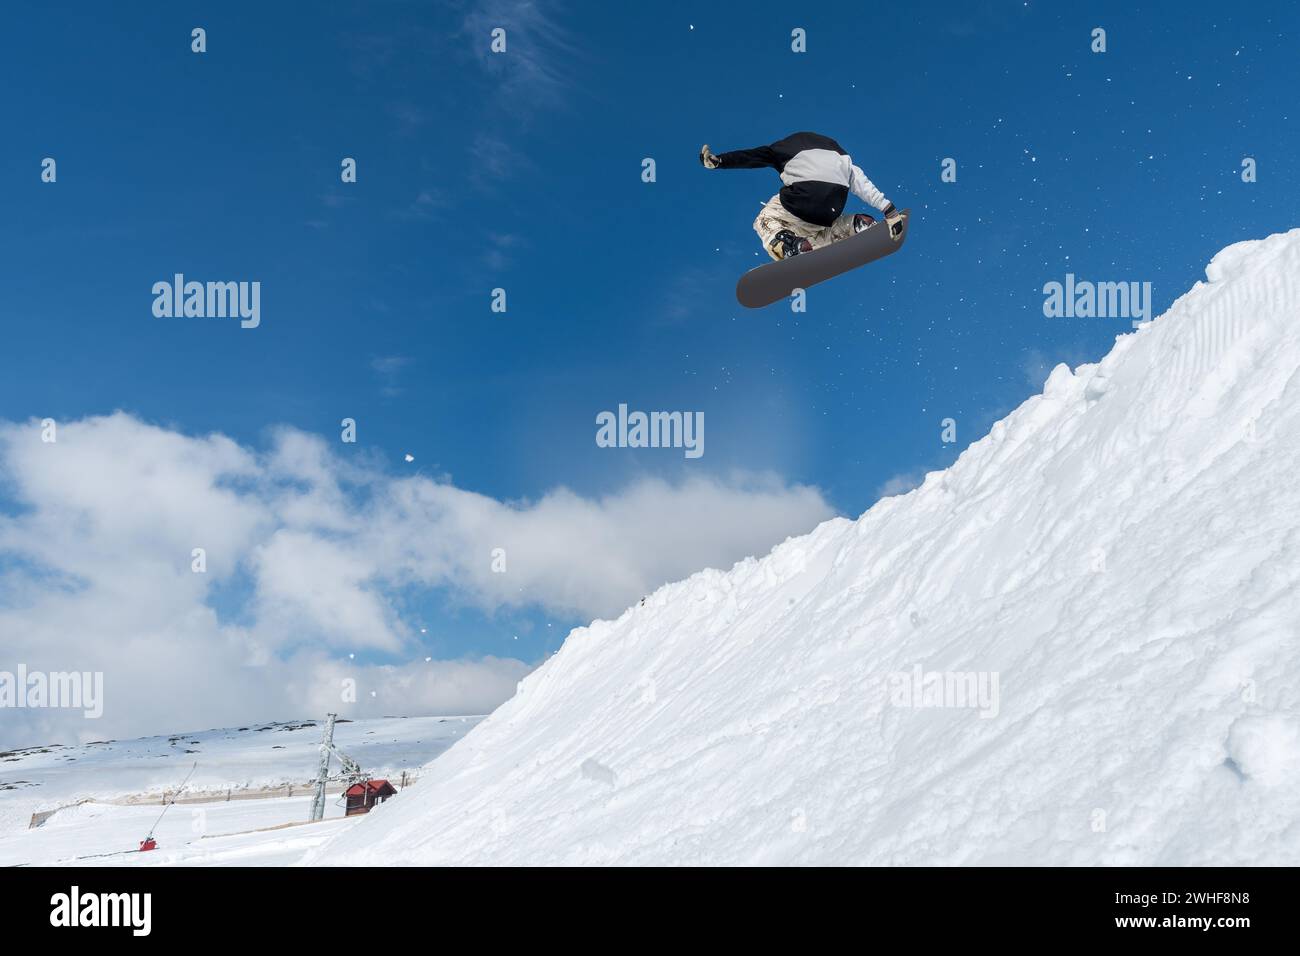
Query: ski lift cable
145 760 198 839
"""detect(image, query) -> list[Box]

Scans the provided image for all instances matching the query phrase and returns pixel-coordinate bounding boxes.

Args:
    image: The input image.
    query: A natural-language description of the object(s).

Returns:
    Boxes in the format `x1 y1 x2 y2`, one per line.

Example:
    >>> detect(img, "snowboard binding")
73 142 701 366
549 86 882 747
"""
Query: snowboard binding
769 229 813 260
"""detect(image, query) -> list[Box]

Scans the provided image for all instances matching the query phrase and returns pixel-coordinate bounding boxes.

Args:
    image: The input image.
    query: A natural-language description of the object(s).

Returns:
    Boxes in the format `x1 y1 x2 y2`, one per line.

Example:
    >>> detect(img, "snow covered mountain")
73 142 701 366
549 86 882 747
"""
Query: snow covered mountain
308 231 1300 866
0 715 482 841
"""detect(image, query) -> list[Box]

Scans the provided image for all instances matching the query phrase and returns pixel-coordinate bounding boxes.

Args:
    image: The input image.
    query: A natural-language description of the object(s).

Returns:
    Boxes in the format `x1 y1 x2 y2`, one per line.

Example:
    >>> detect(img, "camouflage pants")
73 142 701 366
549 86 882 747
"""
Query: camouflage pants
752 194 862 260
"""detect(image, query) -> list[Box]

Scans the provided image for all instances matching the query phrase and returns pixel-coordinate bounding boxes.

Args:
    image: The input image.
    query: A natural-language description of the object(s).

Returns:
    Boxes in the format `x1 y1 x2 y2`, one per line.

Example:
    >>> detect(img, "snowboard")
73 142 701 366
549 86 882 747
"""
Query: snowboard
735 209 910 309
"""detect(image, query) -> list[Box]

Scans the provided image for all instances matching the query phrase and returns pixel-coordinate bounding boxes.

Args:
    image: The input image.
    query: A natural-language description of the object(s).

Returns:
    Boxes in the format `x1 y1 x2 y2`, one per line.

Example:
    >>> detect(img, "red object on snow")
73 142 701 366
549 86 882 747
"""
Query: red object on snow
138 837 157 851
343 779 398 816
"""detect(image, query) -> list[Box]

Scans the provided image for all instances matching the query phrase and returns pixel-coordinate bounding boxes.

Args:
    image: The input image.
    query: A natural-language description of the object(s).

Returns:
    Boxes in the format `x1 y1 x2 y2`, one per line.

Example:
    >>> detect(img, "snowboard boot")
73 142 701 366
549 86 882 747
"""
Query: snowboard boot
853 213 876 234
769 229 813 260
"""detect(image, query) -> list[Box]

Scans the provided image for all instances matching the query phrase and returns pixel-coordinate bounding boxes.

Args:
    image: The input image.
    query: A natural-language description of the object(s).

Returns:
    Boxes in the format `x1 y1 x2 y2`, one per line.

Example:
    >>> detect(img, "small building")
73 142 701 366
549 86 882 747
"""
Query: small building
343 779 398 816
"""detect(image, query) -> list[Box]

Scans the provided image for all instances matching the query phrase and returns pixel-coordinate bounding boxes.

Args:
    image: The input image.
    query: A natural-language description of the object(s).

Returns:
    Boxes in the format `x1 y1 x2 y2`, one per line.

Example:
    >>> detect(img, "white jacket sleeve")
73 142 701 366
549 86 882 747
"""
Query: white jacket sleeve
848 163 889 212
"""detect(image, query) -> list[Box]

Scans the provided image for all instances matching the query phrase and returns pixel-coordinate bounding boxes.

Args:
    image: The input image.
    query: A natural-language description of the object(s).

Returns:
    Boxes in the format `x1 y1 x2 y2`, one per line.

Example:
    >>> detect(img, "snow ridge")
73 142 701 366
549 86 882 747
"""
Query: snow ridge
310 230 1300 866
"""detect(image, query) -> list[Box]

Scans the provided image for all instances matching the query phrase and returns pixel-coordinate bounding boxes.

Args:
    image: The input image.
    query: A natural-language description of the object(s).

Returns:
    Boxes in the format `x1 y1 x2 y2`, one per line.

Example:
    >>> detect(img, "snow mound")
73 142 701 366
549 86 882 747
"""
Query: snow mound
309 230 1300 866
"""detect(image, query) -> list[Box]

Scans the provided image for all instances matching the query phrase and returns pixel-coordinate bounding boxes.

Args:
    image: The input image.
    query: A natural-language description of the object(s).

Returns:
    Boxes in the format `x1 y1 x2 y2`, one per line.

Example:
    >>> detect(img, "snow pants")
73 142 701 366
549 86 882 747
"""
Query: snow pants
752 194 862 260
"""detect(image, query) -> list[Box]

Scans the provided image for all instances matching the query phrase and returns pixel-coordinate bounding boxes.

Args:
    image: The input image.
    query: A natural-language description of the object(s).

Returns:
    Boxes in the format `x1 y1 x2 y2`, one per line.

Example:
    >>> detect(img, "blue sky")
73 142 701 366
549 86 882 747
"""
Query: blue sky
2 1 1298 741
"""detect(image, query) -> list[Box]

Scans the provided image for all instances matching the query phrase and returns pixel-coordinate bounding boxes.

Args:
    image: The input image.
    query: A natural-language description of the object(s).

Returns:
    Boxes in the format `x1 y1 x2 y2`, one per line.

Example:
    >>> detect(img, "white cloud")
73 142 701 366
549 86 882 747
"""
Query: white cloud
467 133 536 191
366 471 834 620
252 530 404 652
394 189 447 222
876 469 928 499
370 355 414 397
1022 345 1091 389
0 413 834 746
370 355 412 376
459 0 577 111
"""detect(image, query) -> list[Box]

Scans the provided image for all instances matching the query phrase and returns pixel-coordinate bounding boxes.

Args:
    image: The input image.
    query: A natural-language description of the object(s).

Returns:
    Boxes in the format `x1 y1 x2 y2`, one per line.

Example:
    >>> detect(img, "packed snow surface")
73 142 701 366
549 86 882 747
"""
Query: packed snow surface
2 794 354 867
311 231 1296 864
0 715 482 839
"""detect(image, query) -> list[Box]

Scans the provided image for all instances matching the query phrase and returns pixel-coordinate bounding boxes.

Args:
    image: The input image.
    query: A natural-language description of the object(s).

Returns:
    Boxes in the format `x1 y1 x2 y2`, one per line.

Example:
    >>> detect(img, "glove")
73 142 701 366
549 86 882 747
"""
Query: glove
882 203 904 241
700 144 721 169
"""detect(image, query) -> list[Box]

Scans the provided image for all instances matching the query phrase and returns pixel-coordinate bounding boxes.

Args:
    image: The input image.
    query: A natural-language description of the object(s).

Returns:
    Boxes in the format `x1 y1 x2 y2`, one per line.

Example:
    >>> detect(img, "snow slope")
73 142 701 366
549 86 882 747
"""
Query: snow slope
0 715 482 838
309 230 1300 866
1 794 356 867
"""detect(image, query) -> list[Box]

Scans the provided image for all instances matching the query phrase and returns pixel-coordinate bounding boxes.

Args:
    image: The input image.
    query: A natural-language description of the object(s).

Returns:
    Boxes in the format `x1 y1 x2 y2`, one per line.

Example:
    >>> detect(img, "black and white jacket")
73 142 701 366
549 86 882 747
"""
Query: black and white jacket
715 131 890 227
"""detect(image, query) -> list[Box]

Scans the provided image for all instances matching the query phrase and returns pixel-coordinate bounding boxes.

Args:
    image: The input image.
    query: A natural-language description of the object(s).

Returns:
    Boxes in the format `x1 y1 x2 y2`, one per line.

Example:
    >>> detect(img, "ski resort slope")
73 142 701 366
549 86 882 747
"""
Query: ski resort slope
0 716 482 838
310 230 1300 866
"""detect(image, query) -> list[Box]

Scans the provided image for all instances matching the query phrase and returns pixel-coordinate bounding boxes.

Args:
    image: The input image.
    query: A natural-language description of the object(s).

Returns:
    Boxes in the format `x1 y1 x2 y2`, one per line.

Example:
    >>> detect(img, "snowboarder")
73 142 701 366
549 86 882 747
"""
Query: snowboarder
700 132 903 260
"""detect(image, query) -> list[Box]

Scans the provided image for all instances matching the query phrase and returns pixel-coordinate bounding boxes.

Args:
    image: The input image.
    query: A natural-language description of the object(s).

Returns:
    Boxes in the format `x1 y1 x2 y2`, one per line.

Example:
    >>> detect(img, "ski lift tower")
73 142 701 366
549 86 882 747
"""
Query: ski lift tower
309 712 367 822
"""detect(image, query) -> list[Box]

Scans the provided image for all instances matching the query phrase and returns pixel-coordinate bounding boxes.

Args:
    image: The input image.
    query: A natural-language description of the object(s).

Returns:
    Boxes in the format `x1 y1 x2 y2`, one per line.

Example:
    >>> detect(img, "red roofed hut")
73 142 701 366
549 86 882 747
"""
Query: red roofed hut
343 779 398 816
